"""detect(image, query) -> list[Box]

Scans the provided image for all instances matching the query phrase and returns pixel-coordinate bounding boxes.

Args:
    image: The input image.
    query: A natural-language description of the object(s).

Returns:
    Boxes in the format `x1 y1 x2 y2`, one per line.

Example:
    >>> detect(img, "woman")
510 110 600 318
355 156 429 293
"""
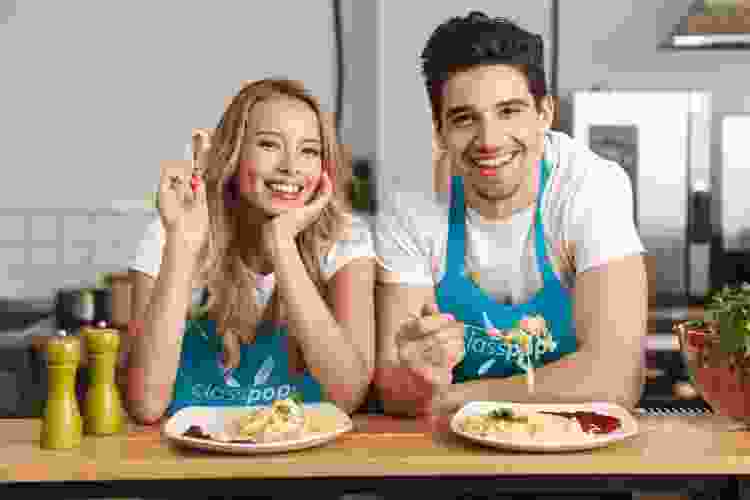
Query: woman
124 78 375 424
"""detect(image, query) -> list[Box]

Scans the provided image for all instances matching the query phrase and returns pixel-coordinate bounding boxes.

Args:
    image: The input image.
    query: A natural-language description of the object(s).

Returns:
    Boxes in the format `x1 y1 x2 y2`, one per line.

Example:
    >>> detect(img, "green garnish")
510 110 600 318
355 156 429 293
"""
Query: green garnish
489 407 528 422
489 407 514 419
289 391 304 405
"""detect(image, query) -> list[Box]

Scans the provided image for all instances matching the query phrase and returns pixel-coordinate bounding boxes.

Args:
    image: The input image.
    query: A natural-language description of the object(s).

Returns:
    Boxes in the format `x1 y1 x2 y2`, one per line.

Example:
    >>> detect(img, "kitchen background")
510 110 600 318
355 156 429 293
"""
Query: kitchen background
1 1 750 416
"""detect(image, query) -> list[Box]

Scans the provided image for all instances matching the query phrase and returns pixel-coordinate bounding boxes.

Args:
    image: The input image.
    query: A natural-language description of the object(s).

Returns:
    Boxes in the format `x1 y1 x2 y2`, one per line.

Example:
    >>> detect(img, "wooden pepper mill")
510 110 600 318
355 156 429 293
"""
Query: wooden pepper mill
40 330 83 449
81 321 124 435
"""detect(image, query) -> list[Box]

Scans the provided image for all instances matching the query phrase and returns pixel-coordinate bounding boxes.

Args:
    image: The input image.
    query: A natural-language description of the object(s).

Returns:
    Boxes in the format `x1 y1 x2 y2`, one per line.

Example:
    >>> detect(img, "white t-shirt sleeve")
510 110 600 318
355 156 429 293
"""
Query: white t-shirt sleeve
128 216 164 279
320 214 377 281
372 190 436 286
129 214 376 284
566 160 646 274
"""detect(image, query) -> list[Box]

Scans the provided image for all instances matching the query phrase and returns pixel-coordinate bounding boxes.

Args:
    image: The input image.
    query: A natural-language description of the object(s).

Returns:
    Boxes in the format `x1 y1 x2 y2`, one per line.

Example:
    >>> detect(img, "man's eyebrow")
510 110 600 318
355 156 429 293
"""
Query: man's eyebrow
255 129 282 138
445 99 531 119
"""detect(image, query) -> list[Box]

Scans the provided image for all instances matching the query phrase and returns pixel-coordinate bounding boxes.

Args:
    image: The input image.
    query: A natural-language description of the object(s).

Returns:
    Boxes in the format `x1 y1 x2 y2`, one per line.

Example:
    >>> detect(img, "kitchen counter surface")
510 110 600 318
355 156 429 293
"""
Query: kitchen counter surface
0 412 746 498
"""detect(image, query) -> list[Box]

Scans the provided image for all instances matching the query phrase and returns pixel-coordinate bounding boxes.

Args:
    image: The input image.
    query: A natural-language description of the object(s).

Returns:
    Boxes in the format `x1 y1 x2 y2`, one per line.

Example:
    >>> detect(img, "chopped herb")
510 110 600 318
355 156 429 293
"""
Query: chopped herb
289 391 304 405
488 407 527 421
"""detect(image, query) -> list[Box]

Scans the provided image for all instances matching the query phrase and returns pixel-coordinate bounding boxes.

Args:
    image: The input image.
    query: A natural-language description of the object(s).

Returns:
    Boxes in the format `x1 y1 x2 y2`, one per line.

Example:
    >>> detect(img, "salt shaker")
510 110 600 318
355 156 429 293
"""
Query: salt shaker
40 330 83 449
81 322 124 435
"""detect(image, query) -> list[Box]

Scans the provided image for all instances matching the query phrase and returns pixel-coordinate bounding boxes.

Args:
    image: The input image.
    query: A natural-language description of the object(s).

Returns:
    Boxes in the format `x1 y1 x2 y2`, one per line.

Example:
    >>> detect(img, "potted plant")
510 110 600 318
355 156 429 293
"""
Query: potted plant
676 282 750 426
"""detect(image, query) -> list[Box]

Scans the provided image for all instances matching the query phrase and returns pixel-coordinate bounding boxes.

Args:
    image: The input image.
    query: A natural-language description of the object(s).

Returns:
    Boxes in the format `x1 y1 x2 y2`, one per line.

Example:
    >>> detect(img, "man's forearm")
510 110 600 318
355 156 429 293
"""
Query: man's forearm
375 362 440 417
440 348 645 413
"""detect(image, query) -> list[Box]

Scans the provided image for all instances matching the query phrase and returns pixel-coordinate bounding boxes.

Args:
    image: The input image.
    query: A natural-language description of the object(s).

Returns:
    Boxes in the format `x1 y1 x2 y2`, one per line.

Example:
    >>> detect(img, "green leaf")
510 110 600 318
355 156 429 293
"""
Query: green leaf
683 319 706 329
719 310 744 354
289 391 304 405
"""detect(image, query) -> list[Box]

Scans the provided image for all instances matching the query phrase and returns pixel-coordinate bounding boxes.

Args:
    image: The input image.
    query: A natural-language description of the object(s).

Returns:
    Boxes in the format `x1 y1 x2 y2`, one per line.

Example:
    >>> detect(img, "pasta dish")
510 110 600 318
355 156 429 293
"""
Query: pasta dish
182 398 311 444
457 405 621 441
231 398 306 443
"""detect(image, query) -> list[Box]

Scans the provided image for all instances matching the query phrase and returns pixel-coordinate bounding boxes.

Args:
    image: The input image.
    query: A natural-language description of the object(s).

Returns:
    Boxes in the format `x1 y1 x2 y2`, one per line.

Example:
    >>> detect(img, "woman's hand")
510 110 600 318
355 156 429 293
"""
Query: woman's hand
158 159 209 258
261 171 333 259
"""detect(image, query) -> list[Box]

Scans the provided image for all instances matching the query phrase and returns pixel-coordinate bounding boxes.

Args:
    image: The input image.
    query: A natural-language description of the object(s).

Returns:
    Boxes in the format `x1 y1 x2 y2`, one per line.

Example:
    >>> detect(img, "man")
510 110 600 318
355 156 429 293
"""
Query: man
373 11 648 417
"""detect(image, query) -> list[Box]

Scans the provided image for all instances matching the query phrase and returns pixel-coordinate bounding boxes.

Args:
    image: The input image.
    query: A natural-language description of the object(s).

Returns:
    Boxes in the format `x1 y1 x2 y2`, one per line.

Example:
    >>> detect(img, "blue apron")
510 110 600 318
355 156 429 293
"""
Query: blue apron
166 319 324 416
436 159 578 384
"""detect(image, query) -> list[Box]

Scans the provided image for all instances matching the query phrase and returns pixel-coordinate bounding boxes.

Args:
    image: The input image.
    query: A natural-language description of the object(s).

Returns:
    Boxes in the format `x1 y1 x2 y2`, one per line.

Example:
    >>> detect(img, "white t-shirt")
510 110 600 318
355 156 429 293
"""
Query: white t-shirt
129 213 375 308
374 130 646 306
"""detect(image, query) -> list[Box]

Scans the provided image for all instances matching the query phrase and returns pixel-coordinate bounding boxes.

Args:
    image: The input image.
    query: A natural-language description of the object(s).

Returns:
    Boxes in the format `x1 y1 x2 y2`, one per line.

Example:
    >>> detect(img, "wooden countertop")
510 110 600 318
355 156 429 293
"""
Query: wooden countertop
1 413 749 482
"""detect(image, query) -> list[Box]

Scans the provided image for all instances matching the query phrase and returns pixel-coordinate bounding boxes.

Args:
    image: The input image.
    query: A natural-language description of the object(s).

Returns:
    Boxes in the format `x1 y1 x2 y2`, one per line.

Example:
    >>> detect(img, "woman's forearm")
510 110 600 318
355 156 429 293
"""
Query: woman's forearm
272 238 370 414
127 237 197 423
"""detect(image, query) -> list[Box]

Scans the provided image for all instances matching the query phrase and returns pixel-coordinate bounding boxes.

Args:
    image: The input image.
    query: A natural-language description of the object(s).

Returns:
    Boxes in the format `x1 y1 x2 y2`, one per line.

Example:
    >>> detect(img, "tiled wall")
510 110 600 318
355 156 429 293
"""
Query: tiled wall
0 209 156 299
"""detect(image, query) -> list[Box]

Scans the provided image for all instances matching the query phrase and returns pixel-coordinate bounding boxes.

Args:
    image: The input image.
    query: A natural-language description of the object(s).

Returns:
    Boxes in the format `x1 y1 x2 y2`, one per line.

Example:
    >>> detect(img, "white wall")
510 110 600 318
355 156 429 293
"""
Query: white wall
0 1 337 211
376 1 552 200
0 1 338 299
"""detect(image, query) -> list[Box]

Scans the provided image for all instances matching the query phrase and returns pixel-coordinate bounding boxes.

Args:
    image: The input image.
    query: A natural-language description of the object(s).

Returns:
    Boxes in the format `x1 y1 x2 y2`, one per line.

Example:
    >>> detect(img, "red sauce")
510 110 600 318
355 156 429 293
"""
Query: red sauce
540 411 621 434
183 425 211 440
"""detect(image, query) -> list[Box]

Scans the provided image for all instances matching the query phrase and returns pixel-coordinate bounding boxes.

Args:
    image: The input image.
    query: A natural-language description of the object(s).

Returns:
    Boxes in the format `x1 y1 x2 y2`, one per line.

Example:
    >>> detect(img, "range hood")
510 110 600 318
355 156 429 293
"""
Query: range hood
665 0 750 49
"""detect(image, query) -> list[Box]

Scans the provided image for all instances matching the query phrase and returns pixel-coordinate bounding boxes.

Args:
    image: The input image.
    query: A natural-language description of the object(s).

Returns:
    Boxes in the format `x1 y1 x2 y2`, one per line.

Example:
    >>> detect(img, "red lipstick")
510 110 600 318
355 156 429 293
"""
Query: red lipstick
474 146 501 159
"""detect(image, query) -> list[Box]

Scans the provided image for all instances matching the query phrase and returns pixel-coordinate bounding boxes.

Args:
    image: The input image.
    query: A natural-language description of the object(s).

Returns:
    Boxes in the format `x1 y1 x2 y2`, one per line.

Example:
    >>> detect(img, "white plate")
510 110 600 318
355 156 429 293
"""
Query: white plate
162 402 353 454
450 401 639 453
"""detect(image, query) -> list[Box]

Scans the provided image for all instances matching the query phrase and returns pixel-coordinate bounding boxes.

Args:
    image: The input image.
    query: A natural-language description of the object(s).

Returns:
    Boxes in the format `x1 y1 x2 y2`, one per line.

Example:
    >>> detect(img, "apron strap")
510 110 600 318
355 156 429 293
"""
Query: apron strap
534 159 557 284
446 175 467 275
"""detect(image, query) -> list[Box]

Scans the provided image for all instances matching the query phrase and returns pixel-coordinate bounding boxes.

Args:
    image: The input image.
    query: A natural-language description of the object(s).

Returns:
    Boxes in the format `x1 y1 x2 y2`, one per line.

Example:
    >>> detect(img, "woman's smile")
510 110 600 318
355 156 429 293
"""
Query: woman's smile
261 175 317 207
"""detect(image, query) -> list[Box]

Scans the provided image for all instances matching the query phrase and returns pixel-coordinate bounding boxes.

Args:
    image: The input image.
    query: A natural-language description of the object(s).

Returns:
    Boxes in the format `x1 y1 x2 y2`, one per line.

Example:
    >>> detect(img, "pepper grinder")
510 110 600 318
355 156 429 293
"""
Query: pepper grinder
40 330 83 449
81 321 124 435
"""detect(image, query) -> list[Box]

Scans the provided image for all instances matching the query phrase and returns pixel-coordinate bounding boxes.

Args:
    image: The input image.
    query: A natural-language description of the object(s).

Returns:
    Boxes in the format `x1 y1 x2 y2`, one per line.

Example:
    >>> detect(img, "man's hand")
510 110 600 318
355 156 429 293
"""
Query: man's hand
396 302 465 391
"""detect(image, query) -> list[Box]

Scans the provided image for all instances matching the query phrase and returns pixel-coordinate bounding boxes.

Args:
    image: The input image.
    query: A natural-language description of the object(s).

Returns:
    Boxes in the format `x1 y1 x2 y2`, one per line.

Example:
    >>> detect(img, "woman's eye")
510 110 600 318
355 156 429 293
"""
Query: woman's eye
303 148 321 157
500 108 521 117
259 140 278 150
452 115 473 127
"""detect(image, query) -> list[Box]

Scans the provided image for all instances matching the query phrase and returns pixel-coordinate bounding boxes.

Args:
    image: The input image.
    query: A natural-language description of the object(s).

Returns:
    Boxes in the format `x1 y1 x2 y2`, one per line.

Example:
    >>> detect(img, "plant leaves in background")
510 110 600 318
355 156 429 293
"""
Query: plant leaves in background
95 272 114 289
720 310 744 353
350 175 370 213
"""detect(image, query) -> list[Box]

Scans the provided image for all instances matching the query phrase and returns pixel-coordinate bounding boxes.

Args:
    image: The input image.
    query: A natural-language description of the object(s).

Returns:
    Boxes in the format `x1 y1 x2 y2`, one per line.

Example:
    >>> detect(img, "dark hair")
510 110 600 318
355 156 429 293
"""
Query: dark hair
421 11 548 129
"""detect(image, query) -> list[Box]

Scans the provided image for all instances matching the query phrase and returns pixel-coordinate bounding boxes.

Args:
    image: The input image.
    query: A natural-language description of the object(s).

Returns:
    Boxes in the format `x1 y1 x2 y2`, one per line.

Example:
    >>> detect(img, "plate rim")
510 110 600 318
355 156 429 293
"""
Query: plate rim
449 400 640 452
161 402 354 453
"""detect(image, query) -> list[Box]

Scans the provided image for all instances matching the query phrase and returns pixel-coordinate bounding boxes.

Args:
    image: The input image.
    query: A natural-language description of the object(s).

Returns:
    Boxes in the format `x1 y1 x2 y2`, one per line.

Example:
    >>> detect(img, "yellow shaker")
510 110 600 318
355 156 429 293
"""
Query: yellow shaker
40 331 83 449
81 323 124 435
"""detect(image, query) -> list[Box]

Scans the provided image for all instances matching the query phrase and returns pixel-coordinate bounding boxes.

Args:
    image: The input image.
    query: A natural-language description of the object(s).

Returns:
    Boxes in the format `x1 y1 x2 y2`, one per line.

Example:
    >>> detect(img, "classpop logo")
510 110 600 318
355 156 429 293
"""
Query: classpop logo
191 383 296 403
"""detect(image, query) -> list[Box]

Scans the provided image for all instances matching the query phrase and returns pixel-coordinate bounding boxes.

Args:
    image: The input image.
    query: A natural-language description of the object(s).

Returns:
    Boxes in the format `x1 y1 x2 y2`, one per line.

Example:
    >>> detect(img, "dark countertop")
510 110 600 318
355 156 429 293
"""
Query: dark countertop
0 298 54 332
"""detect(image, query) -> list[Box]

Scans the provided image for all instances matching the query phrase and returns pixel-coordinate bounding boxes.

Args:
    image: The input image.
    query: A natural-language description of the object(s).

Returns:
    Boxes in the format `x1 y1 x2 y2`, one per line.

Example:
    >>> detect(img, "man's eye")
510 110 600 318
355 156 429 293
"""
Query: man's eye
259 140 278 150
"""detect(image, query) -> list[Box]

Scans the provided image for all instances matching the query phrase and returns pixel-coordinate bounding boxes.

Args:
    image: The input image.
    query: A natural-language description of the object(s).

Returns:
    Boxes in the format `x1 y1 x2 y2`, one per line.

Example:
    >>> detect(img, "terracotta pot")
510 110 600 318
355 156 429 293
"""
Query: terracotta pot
676 321 750 424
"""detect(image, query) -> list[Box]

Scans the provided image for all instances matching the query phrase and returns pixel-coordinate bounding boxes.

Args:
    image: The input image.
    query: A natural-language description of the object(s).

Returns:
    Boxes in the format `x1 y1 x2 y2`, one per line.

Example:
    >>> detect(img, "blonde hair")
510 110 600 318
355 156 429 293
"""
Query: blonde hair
193 78 352 368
